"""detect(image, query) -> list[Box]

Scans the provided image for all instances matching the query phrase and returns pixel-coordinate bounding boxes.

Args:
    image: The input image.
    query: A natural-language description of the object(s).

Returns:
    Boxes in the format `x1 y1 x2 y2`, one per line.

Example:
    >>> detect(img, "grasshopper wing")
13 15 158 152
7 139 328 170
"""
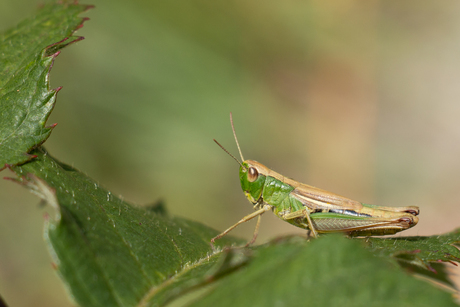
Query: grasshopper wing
290 182 364 211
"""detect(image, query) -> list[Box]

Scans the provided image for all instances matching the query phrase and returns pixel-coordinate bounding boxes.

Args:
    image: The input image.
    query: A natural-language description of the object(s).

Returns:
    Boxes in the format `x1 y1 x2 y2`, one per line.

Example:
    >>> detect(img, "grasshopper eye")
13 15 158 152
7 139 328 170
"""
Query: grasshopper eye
247 167 259 182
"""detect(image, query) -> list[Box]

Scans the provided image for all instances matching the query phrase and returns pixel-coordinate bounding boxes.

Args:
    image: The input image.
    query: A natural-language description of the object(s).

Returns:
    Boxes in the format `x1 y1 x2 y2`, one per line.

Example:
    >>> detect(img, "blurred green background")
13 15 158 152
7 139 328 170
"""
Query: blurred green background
2 1 460 306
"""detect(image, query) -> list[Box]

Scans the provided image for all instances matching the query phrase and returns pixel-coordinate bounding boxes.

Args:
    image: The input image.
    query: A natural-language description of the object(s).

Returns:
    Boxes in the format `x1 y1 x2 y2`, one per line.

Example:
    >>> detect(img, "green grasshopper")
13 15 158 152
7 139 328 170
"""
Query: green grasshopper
211 114 419 245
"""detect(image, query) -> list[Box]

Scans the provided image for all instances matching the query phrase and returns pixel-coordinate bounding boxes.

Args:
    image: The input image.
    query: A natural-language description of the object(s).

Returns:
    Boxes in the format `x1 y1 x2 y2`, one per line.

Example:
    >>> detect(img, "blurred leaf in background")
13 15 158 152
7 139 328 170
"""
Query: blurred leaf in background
1 0 460 306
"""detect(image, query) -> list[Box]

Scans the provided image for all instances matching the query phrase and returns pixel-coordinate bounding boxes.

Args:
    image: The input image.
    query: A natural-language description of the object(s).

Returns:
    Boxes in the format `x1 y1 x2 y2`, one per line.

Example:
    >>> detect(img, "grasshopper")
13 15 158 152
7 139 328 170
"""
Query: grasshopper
211 114 419 245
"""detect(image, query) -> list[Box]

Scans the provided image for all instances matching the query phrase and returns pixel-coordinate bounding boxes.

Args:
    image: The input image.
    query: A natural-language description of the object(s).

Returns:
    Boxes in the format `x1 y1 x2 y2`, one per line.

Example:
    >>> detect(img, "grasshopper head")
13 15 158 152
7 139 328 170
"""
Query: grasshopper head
239 160 268 204
214 113 270 205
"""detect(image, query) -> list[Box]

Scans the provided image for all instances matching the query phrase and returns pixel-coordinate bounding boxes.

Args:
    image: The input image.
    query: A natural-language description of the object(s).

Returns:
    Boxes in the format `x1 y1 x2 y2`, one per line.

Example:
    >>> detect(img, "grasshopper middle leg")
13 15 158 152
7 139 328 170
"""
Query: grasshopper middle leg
281 209 318 238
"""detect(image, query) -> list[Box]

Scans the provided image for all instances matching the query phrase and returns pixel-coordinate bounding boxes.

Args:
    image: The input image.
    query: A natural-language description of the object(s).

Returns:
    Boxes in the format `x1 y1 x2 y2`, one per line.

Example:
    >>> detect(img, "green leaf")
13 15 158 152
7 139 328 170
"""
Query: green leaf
12 147 242 307
0 3 90 169
364 230 460 288
11 148 460 306
365 231 460 267
188 235 458 307
9 148 460 306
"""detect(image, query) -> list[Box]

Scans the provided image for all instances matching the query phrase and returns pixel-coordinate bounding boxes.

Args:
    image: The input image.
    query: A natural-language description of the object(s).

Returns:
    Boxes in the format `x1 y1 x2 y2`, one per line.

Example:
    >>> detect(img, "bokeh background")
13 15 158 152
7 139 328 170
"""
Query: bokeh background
2 1 460 306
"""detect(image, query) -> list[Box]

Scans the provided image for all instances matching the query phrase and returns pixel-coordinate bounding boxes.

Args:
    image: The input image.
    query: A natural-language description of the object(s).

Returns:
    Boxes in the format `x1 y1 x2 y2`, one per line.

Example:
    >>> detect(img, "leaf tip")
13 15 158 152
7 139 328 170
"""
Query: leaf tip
76 17 91 29
3 176 18 182
46 123 58 129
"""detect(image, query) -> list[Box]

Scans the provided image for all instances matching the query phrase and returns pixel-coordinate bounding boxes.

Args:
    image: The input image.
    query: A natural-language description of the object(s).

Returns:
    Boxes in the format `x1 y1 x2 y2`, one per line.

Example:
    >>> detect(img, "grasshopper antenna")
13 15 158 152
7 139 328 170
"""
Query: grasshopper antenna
230 112 245 162
213 139 247 170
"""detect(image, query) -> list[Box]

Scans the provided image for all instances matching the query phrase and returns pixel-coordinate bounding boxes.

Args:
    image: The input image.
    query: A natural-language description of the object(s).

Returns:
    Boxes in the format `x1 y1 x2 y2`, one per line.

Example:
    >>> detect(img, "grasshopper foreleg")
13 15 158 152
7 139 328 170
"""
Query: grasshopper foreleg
246 214 262 247
211 204 272 247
